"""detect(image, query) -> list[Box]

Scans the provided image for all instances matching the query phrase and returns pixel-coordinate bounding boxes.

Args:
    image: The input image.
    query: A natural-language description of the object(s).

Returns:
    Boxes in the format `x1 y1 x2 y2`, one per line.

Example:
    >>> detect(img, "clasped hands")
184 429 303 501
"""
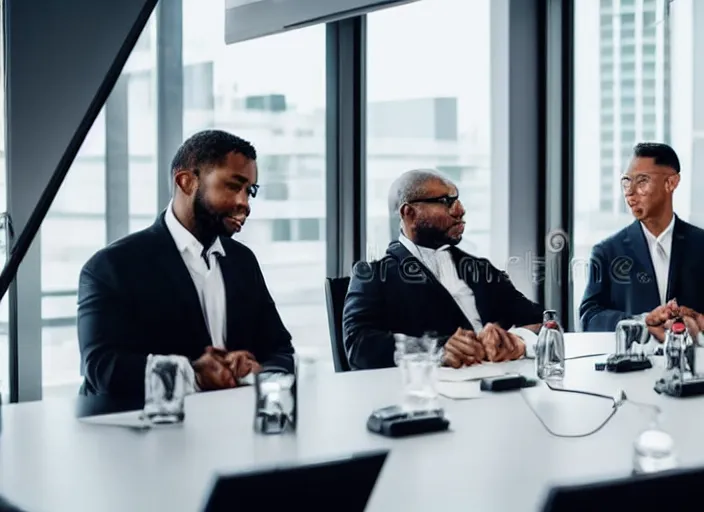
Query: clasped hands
442 323 526 369
645 299 704 342
191 347 262 391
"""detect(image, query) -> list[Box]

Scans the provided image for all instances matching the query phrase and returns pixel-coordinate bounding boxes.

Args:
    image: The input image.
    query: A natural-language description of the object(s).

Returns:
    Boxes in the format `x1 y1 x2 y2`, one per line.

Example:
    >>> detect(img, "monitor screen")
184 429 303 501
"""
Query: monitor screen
542 466 704 511
202 449 389 512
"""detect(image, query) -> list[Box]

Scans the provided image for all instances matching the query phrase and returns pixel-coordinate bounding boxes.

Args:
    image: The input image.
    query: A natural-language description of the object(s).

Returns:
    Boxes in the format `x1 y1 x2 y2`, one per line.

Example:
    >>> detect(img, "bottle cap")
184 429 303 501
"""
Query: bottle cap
671 321 686 334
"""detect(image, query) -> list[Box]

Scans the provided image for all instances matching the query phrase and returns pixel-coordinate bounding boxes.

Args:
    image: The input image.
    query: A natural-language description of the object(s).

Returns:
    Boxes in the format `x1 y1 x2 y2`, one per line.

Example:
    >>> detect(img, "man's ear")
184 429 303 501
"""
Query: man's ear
665 173 680 194
174 169 197 195
399 203 416 221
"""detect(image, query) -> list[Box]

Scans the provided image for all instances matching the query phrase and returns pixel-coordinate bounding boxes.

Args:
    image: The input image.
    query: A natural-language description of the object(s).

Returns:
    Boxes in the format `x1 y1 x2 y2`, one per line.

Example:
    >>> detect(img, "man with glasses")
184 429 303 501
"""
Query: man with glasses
343 169 543 370
77 130 294 404
580 142 704 340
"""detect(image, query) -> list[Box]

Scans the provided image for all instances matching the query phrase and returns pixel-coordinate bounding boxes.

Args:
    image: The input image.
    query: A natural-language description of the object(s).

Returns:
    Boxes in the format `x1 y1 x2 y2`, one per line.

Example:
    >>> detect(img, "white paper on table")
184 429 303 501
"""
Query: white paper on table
437 381 483 400
79 410 151 430
437 360 526 382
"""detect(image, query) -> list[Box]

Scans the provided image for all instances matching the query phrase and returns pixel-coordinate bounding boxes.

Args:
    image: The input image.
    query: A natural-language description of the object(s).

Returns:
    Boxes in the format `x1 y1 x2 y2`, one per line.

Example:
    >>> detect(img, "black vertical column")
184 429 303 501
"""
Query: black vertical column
544 0 575 328
326 17 367 277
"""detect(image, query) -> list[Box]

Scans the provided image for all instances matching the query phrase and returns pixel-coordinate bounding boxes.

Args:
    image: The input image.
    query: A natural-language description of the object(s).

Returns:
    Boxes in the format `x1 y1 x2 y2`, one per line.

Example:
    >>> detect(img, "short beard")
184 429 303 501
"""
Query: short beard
414 219 460 249
192 186 227 247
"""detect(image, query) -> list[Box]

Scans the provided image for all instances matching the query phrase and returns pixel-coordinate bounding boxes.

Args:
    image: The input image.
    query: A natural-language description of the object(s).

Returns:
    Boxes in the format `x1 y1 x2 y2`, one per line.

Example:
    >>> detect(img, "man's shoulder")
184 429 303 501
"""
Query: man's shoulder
83 225 159 273
592 223 634 253
679 218 704 242
220 236 258 262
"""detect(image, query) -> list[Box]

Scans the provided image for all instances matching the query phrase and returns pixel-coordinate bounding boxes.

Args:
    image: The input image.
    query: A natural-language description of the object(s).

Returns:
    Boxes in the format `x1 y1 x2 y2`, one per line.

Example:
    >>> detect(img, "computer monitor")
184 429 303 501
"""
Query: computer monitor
542 466 704 511
201 449 389 512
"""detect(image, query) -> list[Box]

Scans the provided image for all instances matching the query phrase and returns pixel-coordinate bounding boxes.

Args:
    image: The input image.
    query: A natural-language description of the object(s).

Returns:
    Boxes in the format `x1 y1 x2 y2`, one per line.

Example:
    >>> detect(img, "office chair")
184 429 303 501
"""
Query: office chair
324 276 351 372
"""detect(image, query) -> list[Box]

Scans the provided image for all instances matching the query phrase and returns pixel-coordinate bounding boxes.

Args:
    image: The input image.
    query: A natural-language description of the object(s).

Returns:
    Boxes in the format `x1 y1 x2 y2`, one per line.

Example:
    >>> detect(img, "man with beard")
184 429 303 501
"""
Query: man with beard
342 169 543 370
77 130 294 404
580 142 704 341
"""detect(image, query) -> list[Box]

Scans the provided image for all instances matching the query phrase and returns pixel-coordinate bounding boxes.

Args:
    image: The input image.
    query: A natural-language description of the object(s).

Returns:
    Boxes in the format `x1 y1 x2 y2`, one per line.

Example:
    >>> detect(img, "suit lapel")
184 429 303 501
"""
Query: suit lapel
622 220 660 306
215 248 246 348
386 242 474 328
150 213 211 346
450 248 491 324
667 217 686 301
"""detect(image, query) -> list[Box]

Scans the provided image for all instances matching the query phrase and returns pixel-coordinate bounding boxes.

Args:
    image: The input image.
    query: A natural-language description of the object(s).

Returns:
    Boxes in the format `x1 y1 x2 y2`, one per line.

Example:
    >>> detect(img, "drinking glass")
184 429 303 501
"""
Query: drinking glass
394 334 441 413
615 318 650 356
143 354 190 424
253 371 297 434
633 409 677 474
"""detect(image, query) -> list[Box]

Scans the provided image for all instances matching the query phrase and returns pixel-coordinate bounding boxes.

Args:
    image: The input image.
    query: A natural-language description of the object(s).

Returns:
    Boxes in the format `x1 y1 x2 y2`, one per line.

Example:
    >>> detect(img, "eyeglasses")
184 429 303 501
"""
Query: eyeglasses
620 172 674 193
193 168 259 198
407 194 460 208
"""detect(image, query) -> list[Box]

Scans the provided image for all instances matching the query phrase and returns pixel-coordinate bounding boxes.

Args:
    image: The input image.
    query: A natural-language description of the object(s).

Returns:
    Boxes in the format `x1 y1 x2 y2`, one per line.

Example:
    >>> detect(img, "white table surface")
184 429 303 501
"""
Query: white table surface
2 332 704 512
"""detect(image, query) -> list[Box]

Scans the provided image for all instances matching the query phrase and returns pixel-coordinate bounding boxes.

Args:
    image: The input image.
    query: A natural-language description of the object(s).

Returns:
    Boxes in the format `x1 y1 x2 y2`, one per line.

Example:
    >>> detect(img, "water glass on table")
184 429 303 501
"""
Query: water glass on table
253 371 297 434
394 334 441 413
143 354 191 424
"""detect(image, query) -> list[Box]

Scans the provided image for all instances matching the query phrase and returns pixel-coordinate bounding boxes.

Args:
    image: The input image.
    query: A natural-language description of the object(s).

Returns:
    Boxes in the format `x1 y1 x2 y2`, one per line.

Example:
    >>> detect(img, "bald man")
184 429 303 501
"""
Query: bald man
342 169 544 370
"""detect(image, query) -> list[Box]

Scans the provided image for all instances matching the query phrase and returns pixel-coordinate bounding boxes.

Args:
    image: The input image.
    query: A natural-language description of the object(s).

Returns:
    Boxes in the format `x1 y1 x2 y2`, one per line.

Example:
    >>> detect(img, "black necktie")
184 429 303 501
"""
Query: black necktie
201 247 211 270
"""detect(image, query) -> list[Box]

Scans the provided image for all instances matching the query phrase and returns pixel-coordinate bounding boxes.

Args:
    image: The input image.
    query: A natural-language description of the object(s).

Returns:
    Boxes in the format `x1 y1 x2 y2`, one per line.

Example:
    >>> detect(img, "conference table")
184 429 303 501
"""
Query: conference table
3 332 704 512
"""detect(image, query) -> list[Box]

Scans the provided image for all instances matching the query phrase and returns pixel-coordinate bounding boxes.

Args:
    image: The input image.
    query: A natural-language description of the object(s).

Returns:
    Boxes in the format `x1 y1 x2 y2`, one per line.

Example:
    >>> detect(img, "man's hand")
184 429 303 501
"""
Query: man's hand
477 323 525 362
443 328 485 368
645 300 679 327
223 350 262 379
645 300 680 342
664 315 701 339
678 306 704 333
192 349 236 390
206 347 262 379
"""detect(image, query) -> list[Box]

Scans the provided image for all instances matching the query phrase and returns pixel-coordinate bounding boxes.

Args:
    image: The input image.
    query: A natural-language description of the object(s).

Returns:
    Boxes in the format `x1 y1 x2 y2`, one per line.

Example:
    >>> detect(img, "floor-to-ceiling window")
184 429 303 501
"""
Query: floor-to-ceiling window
365 0 495 263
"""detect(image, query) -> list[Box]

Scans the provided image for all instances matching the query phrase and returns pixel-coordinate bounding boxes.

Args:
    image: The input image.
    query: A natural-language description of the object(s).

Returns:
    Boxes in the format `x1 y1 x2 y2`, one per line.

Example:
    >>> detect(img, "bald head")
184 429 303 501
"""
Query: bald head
387 169 451 217
387 169 465 249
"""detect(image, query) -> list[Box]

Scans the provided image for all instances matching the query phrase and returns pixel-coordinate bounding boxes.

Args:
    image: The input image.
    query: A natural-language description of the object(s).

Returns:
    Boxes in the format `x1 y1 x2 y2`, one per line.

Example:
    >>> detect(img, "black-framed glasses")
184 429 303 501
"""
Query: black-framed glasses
193 168 259 198
407 194 459 208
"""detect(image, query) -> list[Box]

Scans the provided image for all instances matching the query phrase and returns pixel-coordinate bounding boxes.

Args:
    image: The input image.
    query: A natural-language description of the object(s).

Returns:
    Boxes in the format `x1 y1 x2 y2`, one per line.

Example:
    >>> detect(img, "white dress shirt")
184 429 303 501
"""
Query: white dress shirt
164 202 227 348
397 234 537 357
162 202 232 392
640 215 675 306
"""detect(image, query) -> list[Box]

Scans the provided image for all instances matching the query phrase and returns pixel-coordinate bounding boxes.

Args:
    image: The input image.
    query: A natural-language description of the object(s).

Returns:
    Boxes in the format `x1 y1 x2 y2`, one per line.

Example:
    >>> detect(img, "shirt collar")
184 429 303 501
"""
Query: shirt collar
164 201 226 258
640 215 675 245
398 232 450 259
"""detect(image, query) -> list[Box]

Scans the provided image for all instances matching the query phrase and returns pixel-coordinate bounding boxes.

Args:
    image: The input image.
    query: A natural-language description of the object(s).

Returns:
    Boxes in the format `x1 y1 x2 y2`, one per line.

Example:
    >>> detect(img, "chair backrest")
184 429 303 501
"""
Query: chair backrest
324 276 351 372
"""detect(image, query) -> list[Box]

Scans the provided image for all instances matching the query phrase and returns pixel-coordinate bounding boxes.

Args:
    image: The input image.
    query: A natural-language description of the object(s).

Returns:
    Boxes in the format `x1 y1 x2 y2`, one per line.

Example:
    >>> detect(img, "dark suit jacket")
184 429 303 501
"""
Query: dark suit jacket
579 216 704 331
342 241 544 370
77 212 294 402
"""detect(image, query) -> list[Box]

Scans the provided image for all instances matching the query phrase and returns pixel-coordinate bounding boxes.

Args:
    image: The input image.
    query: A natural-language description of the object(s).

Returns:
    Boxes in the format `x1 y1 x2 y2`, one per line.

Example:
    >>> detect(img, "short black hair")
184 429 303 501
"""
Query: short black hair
170 129 257 176
633 142 680 173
